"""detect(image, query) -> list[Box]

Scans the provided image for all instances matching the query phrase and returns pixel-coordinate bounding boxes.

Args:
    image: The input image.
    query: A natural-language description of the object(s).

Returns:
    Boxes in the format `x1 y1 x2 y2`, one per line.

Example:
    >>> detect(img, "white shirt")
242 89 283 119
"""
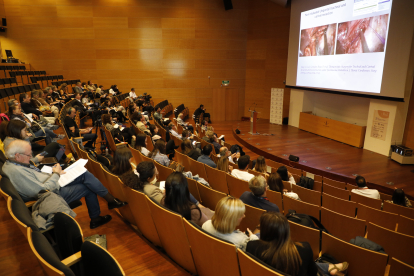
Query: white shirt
129 91 137 98
170 129 182 139
351 187 380 200
231 169 254 182
109 89 115 95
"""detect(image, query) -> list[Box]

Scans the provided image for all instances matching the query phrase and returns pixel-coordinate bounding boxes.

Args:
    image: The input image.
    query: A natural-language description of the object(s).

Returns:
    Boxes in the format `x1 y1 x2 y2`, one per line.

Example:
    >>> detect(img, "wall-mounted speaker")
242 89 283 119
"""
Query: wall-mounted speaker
2 18 6 27
223 0 233 10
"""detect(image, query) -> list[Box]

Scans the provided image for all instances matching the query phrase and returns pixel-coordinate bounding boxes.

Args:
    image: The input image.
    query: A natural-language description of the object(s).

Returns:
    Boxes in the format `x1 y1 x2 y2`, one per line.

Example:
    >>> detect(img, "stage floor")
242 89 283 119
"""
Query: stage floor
232 120 414 198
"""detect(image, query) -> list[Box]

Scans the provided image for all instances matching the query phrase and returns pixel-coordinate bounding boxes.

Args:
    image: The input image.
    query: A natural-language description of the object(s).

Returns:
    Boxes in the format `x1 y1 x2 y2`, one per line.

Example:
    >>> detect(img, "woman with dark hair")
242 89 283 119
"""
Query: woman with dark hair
148 139 170 166
4 120 68 164
130 111 141 125
181 139 201 161
247 212 348 276
253 156 268 176
135 133 150 156
217 155 233 174
111 147 133 176
277 166 296 189
385 188 412 208
267 173 299 200
162 172 212 226
102 114 136 146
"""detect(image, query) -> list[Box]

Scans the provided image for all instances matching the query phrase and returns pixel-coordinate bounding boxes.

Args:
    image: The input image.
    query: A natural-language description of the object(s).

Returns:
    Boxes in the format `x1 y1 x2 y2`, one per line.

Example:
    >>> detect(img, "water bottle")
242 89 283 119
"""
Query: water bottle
105 148 109 155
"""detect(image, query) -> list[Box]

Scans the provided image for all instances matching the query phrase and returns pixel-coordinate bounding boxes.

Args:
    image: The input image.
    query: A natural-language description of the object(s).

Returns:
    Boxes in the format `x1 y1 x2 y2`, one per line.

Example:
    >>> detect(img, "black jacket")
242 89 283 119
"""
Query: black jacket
21 102 42 116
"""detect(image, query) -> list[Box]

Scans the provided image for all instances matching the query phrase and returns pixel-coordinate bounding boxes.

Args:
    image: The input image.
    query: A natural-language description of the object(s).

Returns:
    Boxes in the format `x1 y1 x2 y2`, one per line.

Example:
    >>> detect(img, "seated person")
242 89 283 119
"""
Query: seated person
181 139 201 161
149 125 162 141
102 114 136 146
200 119 209 131
136 113 150 135
267 173 299 200
71 92 95 126
177 113 194 133
20 93 56 125
219 146 238 164
129 88 137 99
168 122 182 139
64 107 97 149
135 133 151 156
162 172 213 227
202 197 258 251
197 144 216 168
351 175 380 199
384 188 412 208
253 156 269 176
194 104 211 124
231 155 254 182
148 139 171 167
3 140 127 229
202 130 214 143
277 166 296 190
240 176 280 212
154 106 170 126
247 212 348 276
111 147 133 176
210 134 221 154
217 156 233 174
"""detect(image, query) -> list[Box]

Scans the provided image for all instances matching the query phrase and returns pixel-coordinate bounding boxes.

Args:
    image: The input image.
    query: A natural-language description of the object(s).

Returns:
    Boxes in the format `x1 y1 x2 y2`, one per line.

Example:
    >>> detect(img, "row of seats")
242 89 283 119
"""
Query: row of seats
9 70 46 78
0 77 18 86
51 79 80 87
0 65 26 71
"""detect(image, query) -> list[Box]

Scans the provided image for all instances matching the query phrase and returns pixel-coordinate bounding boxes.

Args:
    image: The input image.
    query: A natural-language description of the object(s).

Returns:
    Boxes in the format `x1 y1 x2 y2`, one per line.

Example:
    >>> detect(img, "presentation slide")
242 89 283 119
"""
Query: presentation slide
296 0 393 94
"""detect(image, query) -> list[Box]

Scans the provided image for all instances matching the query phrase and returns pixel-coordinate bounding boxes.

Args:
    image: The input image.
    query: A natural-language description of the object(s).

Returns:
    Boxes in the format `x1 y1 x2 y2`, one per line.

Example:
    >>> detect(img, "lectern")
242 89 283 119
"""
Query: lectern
248 109 258 135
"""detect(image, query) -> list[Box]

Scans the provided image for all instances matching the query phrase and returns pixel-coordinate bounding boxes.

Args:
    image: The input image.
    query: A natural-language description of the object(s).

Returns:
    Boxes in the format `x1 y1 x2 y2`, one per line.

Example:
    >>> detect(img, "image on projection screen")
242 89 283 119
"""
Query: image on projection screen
296 0 393 94
336 15 389 55
299 24 337 56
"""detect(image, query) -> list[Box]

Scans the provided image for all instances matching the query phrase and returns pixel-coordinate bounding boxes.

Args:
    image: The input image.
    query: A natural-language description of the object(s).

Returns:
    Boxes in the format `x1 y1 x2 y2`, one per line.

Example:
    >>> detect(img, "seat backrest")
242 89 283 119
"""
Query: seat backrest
187 158 208 181
388 257 414 276
266 190 283 214
323 178 346 189
321 193 356 217
323 184 350 201
130 146 143 164
237 250 287 276
8 197 39 237
81 241 125 276
204 165 229 194
266 160 285 173
196 181 227 211
350 192 382 209
321 232 388 276
152 161 174 182
288 167 301 176
283 196 320 219
367 222 414 266
238 204 266 233
87 157 111 193
288 220 320 260
397 215 414 236
0 177 23 202
226 174 250 198
104 126 118 152
183 219 240 276
186 177 202 203
28 228 75 276
357 203 398 231
175 149 191 169
383 200 414 219
146 197 197 274
291 185 321 206
125 188 162 247
320 207 366 242
379 192 393 202
146 135 154 152
313 180 322 192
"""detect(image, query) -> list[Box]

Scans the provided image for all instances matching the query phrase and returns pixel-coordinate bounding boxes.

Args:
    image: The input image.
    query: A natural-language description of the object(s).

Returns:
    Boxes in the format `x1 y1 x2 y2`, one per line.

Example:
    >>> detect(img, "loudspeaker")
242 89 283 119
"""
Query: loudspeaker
235 129 240 134
2 18 6 26
0 27 5 33
282 117 288 125
223 0 233 10
289 155 299 162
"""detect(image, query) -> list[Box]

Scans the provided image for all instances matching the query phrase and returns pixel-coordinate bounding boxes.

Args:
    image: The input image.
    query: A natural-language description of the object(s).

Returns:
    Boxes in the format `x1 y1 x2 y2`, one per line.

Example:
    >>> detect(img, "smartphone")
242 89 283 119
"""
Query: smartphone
39 151 48 156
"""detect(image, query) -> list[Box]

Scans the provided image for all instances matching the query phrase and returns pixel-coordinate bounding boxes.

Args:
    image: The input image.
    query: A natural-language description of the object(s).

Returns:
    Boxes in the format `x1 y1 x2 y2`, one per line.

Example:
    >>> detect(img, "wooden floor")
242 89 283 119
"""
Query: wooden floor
231 120 414 199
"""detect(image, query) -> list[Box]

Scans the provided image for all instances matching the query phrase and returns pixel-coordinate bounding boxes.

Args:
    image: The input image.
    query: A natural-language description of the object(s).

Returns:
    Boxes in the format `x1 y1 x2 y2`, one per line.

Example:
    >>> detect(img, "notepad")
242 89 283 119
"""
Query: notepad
42 159 89 187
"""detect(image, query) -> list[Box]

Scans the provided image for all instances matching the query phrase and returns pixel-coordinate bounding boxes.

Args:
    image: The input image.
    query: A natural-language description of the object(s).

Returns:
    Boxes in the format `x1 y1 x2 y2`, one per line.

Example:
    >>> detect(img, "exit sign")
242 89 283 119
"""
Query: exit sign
222 80 230 86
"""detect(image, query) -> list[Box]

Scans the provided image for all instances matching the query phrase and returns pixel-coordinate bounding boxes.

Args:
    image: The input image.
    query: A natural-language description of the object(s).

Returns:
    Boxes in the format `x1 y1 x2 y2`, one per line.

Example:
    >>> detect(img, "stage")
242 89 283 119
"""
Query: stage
232 120 414 198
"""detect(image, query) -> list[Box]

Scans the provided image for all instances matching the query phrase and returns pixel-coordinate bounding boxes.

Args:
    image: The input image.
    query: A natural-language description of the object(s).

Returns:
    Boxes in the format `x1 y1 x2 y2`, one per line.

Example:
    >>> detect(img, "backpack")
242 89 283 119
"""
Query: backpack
286 210 329 233
298 175 314 189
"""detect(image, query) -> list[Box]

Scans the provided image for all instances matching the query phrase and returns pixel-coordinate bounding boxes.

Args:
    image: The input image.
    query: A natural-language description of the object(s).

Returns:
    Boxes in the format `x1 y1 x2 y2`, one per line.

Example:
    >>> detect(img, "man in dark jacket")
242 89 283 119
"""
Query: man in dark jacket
194 104 211 123
240 176 280 213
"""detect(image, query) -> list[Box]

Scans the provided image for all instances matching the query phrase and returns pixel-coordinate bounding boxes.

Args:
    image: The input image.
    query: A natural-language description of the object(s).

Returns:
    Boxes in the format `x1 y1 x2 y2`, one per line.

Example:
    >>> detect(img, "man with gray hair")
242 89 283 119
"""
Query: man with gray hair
3 140 127 229
240 176 280 212
219 146 238 164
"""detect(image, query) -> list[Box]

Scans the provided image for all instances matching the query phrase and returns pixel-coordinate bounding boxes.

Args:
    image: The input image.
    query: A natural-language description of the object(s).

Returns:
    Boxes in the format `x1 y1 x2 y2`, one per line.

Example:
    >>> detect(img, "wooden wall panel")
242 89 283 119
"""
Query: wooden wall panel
0 0 248 117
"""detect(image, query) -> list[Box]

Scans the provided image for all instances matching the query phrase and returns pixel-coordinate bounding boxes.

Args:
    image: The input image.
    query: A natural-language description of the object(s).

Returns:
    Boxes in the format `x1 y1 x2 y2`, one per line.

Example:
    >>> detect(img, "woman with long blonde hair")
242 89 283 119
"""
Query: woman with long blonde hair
247 212 348 276
202 197 258 251
253 156 268 175
216 155 232 173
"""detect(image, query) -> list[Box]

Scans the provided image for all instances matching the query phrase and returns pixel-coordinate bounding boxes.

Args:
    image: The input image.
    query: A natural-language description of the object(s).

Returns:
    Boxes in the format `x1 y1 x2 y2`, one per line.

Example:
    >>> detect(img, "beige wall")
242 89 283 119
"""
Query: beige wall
0 0 249 117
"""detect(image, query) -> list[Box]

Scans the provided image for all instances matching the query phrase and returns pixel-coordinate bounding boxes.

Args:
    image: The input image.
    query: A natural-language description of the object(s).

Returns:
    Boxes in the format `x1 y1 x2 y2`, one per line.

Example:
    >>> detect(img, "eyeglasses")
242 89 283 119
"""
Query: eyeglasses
19 152 33 158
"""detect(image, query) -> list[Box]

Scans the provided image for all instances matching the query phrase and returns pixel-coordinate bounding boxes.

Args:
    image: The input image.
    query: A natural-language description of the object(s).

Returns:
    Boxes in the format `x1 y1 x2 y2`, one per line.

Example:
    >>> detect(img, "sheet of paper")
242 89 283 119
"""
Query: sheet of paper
159 181 166 191
59 166 87 187
306 172 314 180
41 166 53 174
218 135 225 140
114 124 119 129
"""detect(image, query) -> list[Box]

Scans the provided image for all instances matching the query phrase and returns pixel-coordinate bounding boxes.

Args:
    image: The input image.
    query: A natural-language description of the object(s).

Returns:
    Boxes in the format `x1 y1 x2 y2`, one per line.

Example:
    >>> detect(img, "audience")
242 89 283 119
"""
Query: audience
197 144 216 168
148 139 171 166
240 176 280 212
246 212 348 276
135 133 151 156
350 175 380 199
231 155 254 181
202 197 258 251
217 155 233 173
162 172 213 227
111 147 133 176
277 166 296 189
253 156 268 176
385 188 412 208
4 140 127 229
267 173 299 200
